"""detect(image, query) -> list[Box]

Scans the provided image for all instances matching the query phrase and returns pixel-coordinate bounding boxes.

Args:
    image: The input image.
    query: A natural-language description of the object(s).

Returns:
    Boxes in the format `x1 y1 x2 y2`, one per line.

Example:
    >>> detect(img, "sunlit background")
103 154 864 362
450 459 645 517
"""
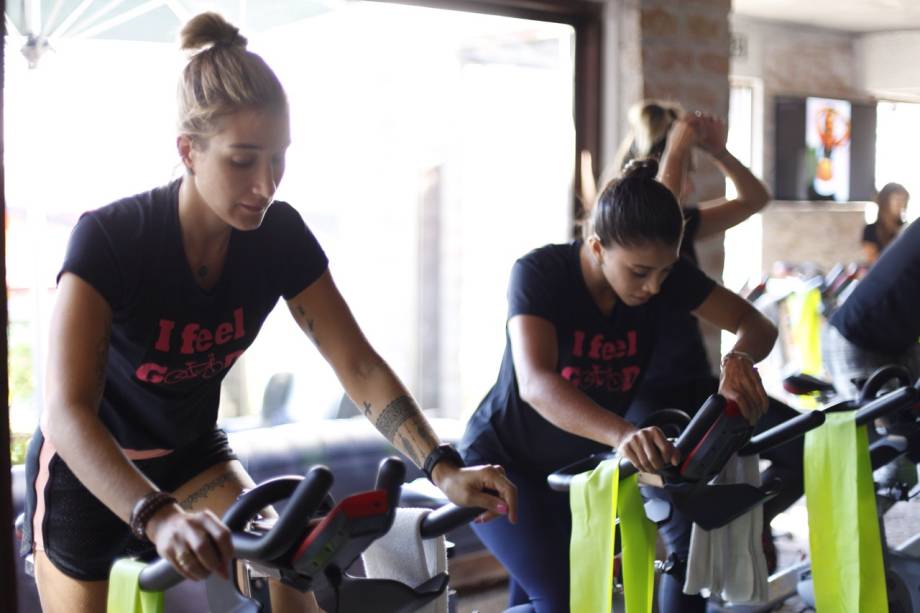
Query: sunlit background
5 1 575 441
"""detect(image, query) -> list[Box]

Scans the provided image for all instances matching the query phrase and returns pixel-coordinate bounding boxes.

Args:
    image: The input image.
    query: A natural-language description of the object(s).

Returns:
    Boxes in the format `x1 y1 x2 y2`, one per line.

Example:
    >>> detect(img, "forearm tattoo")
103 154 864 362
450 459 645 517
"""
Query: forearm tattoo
375 395 415 442
374 395 441 467
400 434 421 465
179 472 233 510
415 422 439 450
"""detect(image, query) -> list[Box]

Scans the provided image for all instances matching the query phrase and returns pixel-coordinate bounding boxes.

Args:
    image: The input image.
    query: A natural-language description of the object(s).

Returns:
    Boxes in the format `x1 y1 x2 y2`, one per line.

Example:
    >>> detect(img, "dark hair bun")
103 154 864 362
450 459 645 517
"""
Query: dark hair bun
622 158 659 180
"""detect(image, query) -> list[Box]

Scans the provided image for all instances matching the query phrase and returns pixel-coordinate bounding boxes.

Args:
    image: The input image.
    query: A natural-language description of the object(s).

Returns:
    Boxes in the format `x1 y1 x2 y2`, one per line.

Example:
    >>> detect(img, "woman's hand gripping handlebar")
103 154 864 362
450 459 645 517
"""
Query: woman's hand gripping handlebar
432 463 518 525
139 465 334 591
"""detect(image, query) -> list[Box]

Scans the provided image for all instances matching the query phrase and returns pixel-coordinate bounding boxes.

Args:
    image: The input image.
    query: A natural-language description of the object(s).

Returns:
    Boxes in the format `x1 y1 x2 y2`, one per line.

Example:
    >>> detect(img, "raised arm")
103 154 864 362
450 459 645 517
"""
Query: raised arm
657 116 699 199
286 270 516 522
693 116 771 239
692 285 776 423
43 274 231 580
508 314 679 473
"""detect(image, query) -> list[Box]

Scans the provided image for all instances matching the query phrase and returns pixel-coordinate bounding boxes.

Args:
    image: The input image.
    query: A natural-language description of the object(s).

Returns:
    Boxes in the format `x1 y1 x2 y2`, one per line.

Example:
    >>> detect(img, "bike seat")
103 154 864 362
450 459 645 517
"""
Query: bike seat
783 373 836 396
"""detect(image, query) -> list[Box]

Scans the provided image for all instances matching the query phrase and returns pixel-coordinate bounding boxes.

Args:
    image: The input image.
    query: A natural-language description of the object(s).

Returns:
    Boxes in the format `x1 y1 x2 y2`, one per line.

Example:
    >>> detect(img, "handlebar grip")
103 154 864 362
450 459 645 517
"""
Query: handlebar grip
138 533 263 591
375 456 407 509
137 559 182 592
858 365 913 404
419 504 482 539
855 386 917 426
254 465 334 561
674 394 725 456
222 476 303 531
618 457 638 480
739 411 825 456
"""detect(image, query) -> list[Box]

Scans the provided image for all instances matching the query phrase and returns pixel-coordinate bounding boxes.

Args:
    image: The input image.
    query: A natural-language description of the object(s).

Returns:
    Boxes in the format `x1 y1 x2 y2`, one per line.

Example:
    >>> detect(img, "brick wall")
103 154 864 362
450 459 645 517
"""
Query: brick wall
761 202 866 272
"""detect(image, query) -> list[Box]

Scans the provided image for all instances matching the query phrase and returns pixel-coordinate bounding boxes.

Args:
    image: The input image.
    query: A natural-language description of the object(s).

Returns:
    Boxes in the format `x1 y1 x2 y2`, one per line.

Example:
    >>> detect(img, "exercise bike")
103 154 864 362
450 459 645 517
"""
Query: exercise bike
548 393 822 605
549 372 920 612
17 457 481 613
763 365 920 613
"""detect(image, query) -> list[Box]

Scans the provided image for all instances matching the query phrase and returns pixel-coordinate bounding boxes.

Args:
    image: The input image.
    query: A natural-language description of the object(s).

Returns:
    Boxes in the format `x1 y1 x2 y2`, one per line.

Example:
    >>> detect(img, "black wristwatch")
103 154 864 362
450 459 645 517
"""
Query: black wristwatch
422 444 464 483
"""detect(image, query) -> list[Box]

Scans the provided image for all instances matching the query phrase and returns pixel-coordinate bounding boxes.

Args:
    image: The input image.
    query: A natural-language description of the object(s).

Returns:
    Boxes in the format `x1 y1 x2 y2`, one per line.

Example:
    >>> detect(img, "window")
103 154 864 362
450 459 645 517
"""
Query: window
875 100 920 224
722 78 765 356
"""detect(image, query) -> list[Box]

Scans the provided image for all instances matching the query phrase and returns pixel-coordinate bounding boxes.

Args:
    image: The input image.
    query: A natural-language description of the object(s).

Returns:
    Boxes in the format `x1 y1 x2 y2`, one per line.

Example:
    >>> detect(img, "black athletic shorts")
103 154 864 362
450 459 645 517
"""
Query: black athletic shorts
22 427 237 581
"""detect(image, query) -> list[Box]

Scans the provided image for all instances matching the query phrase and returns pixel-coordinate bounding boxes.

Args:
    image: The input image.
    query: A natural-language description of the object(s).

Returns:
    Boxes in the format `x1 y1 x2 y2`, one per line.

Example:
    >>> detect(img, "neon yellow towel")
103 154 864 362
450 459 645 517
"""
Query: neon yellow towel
107 558 165 613
804 411 888 613
570 459 655 613
790 287 823 376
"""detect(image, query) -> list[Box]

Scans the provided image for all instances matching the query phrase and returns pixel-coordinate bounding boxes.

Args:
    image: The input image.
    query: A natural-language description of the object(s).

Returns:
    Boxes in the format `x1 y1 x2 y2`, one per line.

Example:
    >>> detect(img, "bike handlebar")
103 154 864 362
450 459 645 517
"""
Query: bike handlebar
137 457 481 592
547 395 729 492
740 410 826 456
741 380 917 456
139 464 335 591
855 385 918 426
419 504 483 539
858 365 913 404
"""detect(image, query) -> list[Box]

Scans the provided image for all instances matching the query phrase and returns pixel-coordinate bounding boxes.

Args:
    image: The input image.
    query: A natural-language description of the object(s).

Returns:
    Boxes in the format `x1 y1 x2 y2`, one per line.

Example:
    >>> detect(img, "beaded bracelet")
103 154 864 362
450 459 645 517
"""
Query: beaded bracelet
129 491 177 541
721 350 755 368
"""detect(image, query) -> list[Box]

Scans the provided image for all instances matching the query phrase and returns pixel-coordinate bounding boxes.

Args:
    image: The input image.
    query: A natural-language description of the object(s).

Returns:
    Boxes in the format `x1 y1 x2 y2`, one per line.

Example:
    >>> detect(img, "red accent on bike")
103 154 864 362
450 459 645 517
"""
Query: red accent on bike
679 401 739 475
290 490 389 563
340 490 389 519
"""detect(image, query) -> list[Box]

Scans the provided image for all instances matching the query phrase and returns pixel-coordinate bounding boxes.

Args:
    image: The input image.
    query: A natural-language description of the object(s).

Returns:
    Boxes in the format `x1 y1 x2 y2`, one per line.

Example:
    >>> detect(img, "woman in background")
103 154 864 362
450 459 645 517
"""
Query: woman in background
461 158 776 612
591 101 806 585
863 182 909 264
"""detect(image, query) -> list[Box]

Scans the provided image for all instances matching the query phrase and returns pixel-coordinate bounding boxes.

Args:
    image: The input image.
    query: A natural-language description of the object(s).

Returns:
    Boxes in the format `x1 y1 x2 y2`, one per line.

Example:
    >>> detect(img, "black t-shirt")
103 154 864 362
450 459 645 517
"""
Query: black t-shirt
59 180 328 451
862 223 882 250
831 218 920 355
641 206 713 384
459 241 716 478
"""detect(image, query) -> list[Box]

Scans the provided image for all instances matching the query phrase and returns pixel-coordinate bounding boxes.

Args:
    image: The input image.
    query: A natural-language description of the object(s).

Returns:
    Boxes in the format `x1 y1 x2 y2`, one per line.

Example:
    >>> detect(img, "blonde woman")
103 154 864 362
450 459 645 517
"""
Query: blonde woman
22 12 516 612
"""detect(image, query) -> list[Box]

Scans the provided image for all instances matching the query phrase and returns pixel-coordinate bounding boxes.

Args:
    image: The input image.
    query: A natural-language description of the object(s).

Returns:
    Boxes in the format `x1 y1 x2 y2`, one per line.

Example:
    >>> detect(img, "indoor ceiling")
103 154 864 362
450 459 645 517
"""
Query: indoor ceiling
732 0 920 33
